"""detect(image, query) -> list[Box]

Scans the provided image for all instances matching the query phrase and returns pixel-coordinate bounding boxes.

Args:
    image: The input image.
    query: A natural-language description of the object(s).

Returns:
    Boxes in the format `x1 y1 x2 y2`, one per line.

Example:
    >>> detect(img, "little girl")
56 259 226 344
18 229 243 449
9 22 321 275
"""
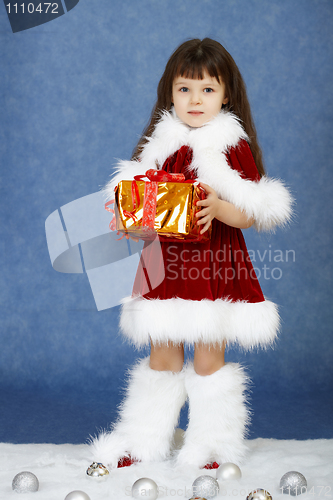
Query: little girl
90 38 293 469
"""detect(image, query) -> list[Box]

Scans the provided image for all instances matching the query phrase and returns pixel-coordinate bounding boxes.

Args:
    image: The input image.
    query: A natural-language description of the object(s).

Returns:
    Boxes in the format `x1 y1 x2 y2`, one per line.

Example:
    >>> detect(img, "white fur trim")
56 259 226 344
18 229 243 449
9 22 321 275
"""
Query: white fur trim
103 160 148 201
120 296 280 350
176 362 250 467
192 147 294 231
104 110 293 228
140 111 191 168
89 357 187 467
140 110 247 168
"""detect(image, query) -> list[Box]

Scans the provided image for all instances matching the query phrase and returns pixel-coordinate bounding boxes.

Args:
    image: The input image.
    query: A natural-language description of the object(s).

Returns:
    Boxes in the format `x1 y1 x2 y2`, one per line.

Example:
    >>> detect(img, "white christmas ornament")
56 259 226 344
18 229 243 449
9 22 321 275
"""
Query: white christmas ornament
216 462 242 481
64 491 91 500
132 477 158 500
12 471 39 493
192 475 219 499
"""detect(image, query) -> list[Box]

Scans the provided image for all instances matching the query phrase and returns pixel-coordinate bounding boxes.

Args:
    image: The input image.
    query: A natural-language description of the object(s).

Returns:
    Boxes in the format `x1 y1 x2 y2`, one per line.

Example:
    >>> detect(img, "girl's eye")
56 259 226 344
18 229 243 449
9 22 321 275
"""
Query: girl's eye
180 87 189 92
204 88 214 93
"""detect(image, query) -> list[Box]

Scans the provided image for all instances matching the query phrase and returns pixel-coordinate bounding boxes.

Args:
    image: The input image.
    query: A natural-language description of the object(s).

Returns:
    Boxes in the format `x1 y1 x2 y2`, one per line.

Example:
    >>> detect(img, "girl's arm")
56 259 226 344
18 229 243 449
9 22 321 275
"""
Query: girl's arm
196 182 254 233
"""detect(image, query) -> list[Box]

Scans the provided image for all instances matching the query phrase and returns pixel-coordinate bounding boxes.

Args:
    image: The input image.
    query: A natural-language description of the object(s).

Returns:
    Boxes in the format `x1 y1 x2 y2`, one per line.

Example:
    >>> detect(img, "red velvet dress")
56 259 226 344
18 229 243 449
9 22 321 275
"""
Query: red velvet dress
132 139 265 305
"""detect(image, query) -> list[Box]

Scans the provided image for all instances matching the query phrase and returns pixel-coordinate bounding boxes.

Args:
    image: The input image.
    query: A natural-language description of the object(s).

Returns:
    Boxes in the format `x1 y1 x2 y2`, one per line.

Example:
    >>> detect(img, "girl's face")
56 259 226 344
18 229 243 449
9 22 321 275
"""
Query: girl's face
172 70 228 128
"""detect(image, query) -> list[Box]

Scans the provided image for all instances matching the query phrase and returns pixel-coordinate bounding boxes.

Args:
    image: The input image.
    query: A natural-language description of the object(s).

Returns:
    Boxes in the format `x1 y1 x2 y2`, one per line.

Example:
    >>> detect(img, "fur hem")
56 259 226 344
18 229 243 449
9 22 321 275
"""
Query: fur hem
120 296 280 350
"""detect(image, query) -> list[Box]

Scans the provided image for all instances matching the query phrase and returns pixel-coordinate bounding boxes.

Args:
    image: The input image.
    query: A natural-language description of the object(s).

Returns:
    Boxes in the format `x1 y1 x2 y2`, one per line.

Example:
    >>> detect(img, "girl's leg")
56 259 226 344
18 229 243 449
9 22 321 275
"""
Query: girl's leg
176 341 249 468
193 341 225 375
150 341 184 372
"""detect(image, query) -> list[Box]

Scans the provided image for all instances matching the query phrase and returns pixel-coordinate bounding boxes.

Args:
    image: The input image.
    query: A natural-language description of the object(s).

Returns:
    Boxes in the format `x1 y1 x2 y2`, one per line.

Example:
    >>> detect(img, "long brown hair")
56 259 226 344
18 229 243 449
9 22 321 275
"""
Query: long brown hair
132 38 265 177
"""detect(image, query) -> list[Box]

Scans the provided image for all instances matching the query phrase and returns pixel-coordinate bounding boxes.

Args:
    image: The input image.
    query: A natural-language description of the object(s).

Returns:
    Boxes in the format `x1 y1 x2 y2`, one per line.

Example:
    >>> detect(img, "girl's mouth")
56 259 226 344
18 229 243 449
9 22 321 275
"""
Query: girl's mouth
188 111 204 115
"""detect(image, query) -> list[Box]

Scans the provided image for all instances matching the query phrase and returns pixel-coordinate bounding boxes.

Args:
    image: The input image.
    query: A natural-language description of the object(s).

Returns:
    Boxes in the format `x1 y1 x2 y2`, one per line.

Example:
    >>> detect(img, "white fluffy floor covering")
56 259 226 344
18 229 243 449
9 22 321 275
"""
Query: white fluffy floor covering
1 439 332 499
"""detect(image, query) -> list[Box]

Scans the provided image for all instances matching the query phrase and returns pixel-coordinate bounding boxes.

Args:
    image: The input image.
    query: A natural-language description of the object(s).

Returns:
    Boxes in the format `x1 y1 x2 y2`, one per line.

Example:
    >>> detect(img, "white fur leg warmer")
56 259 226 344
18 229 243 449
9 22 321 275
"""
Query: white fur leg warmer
90 357 187 468
176 363 250 468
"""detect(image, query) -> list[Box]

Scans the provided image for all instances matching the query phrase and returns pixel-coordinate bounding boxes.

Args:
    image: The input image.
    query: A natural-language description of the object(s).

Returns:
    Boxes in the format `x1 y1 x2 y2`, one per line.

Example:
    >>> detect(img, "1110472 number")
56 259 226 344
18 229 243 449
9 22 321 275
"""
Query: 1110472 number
281 485 332 497
6 3 59 14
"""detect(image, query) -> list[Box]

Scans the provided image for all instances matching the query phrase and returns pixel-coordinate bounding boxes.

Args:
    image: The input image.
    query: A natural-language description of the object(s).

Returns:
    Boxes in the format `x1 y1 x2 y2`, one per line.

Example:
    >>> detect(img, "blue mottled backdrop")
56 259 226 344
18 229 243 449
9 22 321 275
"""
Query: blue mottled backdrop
0 0 332 443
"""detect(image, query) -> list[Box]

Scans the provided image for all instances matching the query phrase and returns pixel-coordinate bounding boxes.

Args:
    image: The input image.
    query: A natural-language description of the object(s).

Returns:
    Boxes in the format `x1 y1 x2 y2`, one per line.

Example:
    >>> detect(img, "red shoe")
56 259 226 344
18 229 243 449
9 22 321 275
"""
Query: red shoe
203 462 219 469
117 456 137 468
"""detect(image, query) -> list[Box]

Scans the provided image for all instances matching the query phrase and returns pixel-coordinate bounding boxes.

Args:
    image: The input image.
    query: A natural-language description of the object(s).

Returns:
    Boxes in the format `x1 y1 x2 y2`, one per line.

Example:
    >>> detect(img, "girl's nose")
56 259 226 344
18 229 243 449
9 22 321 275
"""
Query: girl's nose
190 92 202 105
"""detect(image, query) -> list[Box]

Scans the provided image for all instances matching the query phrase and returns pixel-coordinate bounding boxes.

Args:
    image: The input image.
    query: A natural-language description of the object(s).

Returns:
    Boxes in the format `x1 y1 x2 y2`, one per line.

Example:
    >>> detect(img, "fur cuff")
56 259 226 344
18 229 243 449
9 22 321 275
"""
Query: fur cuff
103 159 148 201
176 362 250 467
89 357 187 467
193 147 294 231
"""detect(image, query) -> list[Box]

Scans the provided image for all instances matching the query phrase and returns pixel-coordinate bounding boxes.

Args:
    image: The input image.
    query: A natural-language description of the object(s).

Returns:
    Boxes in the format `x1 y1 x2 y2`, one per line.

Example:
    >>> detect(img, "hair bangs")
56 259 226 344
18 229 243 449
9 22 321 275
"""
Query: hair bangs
176 57 222 83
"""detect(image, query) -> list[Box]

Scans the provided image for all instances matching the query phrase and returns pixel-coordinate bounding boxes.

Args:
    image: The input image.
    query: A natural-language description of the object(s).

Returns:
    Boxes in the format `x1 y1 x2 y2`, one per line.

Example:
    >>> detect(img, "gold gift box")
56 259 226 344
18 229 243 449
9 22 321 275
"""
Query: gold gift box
115 179 211 242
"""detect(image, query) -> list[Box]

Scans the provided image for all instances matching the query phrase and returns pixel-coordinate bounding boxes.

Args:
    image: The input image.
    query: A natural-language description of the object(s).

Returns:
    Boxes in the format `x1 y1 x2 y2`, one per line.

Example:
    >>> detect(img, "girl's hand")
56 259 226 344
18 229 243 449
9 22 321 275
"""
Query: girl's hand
196 182 254 232
195 183 221 234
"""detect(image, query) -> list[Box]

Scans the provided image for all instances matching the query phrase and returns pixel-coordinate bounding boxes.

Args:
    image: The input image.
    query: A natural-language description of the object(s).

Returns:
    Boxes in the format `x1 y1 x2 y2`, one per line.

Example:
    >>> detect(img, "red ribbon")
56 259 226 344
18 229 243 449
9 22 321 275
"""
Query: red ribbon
131 180 140 210
133 170 192 231
105 199 116 231
134 169 186 183
105 199 128 239
123 210 138 224
142 180 158 229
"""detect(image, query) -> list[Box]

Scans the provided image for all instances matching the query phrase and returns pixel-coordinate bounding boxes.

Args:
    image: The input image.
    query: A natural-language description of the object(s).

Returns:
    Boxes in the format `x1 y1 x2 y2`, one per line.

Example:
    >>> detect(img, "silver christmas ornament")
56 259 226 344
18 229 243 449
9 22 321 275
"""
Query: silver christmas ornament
216 462 242 481
192 475 219 499
280 471 307 496
247 489 272 500
86 462 109 480
132 477 158 500
12 471 39 493
65 491 91 500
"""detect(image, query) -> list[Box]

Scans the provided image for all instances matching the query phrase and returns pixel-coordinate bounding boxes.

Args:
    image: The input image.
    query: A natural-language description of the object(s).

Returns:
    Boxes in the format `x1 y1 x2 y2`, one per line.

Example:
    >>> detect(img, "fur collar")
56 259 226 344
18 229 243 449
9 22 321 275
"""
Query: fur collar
139 109 247 170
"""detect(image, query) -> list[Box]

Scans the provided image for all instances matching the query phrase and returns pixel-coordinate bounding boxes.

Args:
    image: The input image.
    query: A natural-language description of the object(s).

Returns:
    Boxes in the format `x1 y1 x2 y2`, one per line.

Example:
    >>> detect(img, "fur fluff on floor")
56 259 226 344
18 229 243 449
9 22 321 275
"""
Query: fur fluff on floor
1 438 332 499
